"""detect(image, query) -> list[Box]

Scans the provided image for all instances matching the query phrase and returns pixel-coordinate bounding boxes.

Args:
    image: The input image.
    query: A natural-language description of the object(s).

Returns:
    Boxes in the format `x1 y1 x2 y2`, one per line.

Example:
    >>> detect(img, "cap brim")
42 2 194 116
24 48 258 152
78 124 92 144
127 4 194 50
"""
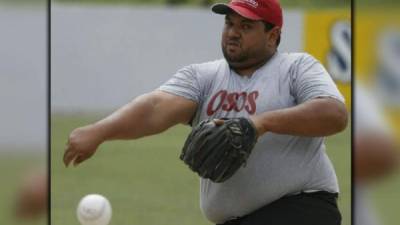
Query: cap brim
211 3 263 21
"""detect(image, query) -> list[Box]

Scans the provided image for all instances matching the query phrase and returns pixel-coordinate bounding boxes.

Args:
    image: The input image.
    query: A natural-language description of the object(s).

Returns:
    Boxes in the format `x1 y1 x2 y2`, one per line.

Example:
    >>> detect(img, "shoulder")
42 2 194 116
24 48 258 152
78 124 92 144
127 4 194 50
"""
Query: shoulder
277 52 319 66
275 52 324 76
177 59 226 86
170 59 225 93
186 59 226 75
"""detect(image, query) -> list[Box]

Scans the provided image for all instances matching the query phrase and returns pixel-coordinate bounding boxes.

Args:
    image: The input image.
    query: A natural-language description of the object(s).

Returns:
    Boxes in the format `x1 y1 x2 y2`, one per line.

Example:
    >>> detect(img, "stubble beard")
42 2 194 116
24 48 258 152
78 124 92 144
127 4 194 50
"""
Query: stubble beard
222 44 272 71
222 44 251 69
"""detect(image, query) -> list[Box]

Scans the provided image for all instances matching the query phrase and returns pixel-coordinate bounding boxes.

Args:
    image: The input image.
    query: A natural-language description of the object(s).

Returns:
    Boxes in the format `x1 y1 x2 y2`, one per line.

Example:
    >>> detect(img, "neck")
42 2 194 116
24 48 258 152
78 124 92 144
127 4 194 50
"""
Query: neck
231 51 276 77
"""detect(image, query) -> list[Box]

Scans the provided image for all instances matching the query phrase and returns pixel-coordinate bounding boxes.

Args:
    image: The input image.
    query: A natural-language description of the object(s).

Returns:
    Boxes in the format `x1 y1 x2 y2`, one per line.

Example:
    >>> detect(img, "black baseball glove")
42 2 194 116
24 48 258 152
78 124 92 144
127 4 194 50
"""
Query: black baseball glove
180 118 258 183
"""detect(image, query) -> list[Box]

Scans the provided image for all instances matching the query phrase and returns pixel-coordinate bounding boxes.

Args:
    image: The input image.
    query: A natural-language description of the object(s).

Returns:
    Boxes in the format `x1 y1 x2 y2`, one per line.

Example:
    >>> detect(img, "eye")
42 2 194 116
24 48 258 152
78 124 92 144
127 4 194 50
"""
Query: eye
242 24 252 30
225 20 233 27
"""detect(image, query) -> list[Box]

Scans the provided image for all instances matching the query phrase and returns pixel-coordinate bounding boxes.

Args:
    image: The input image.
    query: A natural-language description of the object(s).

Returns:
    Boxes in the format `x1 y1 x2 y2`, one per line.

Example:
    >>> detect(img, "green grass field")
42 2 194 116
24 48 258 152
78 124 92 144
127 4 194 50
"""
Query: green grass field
51 115 351 225
370 169 400 225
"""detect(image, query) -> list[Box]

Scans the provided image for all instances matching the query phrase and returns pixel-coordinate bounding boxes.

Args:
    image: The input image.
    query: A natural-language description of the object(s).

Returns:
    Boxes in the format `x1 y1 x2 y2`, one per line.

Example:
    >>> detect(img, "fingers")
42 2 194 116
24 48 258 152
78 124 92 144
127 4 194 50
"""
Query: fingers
63 141 87 167
63 146 75 167
73 155 88 167
63 127 99 168
213 119 225 126
63 149 89 168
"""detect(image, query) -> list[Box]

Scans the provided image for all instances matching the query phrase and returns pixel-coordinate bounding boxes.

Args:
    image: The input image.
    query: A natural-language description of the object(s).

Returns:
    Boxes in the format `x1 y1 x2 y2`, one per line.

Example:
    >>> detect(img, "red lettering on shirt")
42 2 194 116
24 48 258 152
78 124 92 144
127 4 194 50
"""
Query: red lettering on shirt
246 91 259 114
206 90 259 116
207 90 227 116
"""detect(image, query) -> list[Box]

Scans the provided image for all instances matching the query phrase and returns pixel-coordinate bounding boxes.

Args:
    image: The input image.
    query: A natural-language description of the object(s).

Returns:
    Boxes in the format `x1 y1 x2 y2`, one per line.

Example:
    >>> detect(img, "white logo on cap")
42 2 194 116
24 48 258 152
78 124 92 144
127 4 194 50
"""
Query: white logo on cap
232 0 259 8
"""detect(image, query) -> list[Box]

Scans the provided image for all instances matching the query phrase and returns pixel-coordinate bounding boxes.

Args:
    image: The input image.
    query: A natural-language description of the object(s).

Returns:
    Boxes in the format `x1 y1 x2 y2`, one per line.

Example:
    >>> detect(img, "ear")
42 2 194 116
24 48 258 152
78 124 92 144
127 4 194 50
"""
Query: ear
267 27 281 47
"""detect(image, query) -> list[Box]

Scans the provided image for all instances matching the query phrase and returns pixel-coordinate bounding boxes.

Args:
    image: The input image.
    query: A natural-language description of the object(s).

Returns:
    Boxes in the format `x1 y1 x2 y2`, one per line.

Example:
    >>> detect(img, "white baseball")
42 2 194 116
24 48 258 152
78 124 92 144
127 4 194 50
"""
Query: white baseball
77 194 112 225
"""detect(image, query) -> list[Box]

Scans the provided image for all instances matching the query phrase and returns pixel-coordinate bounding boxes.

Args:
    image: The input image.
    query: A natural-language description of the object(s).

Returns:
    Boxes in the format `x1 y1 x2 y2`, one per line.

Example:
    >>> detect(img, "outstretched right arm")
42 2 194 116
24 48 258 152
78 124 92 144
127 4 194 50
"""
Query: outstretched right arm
63 90 197 167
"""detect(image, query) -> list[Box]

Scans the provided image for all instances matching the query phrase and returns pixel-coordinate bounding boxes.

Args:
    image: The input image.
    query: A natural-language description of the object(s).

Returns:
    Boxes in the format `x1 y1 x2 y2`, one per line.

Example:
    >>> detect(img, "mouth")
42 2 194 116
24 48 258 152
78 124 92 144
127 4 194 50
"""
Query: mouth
225 42 241 53
227 41 240 47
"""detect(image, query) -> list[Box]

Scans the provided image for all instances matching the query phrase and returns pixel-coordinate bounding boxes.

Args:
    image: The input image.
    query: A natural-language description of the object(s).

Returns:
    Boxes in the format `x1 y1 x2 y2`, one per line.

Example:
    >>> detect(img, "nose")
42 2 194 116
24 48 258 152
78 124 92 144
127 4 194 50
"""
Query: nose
227 26 241 39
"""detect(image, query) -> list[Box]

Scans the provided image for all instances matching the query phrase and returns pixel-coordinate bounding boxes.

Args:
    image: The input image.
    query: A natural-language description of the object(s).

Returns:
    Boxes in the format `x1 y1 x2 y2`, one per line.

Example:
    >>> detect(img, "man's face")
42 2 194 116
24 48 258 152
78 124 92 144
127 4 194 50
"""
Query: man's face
221 12 277 69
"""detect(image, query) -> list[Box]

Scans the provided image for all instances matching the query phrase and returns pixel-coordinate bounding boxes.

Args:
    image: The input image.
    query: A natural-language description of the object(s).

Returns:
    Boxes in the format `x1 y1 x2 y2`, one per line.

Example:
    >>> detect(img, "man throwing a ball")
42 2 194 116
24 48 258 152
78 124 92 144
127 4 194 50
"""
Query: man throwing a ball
64 0 348 224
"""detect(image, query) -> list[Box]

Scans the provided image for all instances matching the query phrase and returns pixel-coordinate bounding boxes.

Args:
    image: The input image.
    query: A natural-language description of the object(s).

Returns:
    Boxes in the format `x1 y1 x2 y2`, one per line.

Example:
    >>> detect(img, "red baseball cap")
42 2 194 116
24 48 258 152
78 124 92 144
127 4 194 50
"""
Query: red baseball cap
211 0 283 28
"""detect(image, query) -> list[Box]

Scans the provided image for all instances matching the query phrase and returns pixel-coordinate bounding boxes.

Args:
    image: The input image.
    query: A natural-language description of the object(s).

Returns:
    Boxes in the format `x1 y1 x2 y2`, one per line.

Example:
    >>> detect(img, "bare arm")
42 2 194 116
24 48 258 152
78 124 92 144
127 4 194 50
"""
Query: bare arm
250 97 348 137
90 90 196 140
63 90 197 167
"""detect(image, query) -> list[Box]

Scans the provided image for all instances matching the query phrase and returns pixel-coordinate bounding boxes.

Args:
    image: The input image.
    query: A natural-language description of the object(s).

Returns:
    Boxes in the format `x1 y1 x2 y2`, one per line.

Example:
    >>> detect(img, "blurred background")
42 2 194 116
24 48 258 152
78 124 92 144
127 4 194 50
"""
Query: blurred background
0 0 47 225
51 1 350 225
7 0 400 225
354 1 400 225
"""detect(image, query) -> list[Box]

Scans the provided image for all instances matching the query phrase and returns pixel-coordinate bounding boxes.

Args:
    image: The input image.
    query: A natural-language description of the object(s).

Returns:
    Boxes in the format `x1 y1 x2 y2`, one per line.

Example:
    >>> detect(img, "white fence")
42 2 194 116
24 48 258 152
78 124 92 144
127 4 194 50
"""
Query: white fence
51 3 304 113
0 4 305 150
0 6 46 151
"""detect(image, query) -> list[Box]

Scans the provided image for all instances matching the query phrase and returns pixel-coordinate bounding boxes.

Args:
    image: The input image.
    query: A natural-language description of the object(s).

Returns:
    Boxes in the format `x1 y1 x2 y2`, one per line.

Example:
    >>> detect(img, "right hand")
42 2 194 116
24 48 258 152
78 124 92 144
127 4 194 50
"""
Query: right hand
63 125 104 167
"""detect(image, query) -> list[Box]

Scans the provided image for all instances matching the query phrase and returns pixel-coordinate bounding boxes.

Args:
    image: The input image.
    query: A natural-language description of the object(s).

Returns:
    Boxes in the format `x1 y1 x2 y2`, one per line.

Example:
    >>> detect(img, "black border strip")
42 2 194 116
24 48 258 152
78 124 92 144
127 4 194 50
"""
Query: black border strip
47 0 51 224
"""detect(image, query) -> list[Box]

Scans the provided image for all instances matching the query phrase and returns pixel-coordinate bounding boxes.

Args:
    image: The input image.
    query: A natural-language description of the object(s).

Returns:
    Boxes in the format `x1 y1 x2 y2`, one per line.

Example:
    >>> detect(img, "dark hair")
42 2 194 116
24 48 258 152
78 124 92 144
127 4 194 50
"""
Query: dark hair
263 22 281 47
